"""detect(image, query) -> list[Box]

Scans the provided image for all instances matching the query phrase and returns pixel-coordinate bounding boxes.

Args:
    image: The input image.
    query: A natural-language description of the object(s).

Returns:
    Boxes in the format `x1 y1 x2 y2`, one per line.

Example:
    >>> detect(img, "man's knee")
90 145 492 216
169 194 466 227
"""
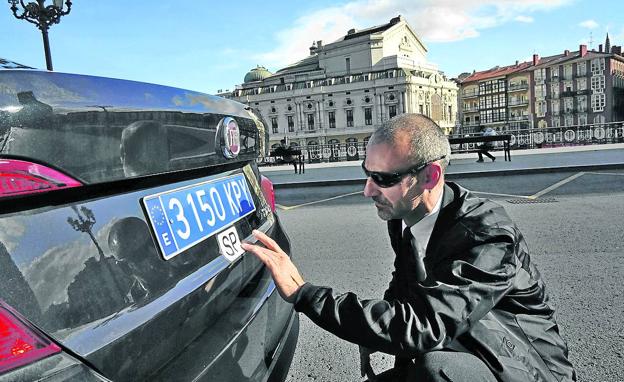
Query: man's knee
411 351 497 382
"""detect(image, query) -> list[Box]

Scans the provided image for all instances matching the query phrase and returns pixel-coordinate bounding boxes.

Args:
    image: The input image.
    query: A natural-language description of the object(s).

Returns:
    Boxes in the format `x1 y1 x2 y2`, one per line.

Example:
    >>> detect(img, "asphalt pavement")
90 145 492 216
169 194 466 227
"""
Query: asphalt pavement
262 143 624 382
261 143 624 187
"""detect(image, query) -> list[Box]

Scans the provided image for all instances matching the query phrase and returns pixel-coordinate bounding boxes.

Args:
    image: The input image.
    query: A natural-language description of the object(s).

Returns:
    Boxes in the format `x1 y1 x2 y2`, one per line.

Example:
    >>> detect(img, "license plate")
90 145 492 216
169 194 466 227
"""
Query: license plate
142 173 256 260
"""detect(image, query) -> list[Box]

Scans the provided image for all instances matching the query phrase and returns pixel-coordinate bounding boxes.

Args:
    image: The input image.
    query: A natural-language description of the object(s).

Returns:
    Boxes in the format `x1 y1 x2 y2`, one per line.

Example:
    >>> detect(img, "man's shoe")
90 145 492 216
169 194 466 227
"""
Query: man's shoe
476 159 484 162
492 157 496 162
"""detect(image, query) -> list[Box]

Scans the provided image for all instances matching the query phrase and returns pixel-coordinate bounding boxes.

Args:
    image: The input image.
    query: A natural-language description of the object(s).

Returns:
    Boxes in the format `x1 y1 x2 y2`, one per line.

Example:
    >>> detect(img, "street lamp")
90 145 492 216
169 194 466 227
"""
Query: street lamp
8 0 72 71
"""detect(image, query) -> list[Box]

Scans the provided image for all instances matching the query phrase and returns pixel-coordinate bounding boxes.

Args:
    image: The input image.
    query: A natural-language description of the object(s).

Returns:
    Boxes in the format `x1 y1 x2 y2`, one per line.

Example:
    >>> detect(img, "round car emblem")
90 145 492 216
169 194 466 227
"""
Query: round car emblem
221 117 240 158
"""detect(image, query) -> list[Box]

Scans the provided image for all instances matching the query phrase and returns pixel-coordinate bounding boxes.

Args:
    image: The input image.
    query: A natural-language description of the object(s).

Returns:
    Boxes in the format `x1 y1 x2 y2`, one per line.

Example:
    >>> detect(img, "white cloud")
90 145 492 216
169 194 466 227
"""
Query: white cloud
579 19 599 29
0 218 26 253
515 15 534 23
255 0 573 70
24 218 120 309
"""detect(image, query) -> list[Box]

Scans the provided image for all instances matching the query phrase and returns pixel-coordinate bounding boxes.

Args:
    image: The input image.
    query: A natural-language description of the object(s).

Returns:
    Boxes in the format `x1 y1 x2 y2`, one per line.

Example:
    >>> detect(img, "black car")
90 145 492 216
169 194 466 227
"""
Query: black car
0 62 298 381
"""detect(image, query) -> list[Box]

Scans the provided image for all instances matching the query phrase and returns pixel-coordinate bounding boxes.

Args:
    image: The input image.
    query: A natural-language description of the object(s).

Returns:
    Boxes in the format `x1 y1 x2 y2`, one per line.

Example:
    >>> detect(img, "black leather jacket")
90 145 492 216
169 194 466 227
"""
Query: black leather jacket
294 182 576 381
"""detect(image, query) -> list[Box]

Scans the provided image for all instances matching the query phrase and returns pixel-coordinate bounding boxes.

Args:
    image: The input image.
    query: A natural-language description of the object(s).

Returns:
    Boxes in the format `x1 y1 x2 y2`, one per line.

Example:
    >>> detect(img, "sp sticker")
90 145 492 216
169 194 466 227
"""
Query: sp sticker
217 226 244 262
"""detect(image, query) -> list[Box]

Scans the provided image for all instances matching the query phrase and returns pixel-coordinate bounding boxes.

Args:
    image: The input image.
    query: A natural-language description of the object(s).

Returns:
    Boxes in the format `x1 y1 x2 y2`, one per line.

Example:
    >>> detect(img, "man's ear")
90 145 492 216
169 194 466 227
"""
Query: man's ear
422 163 442 189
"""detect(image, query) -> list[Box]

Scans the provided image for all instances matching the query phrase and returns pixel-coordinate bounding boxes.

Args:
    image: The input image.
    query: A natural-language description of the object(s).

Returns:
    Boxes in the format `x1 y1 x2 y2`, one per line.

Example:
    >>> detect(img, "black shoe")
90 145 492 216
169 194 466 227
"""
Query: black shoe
476 159 484 163
492 157 496 162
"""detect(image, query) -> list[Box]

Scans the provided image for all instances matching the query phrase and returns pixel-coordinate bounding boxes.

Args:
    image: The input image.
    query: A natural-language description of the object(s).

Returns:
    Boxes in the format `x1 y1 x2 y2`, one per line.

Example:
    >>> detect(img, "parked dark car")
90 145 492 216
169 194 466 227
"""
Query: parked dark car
0 62 298 381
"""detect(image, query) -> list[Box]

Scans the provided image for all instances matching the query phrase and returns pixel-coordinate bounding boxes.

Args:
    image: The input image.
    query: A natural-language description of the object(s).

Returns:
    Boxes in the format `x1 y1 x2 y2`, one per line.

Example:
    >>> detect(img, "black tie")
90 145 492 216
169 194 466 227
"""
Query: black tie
403 227 427 282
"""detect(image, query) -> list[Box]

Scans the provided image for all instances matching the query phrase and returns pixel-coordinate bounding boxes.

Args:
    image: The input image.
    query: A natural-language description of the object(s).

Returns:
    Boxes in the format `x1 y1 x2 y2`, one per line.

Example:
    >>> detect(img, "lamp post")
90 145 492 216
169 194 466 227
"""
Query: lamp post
8 0 72 71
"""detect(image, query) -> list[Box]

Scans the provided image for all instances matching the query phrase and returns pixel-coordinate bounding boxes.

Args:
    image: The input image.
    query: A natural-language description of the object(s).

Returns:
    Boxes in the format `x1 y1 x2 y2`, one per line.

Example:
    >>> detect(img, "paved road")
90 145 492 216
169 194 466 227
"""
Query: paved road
278 171 624 382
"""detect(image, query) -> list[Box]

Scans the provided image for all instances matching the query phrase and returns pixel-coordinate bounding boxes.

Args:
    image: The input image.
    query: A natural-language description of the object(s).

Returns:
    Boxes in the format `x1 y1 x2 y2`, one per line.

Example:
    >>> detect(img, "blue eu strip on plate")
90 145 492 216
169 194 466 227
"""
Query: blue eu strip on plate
142 173 256 260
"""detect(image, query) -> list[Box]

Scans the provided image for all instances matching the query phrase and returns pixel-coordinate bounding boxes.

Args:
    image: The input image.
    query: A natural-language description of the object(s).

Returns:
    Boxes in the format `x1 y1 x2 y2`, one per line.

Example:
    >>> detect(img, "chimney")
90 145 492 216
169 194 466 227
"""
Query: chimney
309 41 317 55
316 40 323 49
532 54 540 65
599 44 603 52
347 28 356 35
564 49 570 56
580 44 587 57
515 60 519 66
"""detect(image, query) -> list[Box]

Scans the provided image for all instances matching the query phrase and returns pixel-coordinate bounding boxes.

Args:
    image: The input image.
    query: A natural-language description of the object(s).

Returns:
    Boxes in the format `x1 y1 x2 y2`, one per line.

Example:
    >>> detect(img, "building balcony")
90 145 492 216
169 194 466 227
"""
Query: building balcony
576 89 589 95
508 83 529 92
462 106 479 113
561 90 575 98
549 75 560 82
462 89 479 98
508 115 530 121
508 99 529 107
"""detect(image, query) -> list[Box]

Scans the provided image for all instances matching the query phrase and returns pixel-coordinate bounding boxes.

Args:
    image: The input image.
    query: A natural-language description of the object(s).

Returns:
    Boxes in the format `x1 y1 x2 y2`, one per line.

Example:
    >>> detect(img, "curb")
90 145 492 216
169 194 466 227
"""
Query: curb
272 163 624 189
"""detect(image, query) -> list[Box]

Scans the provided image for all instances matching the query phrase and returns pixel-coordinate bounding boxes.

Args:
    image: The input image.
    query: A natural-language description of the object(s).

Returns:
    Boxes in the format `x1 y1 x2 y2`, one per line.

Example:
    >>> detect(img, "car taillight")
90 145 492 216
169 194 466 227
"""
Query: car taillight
260 175 276 212
0 159 82 198
0 302 61 374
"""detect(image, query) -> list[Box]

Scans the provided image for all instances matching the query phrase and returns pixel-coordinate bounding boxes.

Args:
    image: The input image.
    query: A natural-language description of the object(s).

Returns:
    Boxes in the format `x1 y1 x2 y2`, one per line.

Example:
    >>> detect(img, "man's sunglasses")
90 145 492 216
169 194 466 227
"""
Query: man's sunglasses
361 155 446 188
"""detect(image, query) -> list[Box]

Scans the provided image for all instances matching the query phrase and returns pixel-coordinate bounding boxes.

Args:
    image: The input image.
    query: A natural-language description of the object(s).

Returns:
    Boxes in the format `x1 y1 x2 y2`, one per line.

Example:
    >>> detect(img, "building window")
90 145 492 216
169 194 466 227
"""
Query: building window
577 61 586 76
577 96 587 113
552 117 560 127
563 64 573 80
364 107 372 125
591 93 606 112
534 83 546 99
346 109 353 127
389 105 397 119
591 75 605 91
578 113 587 125
564 98 573 113
536 101 547 117
345 57 350 73
287 115 294 132
591 58 605 74
328 111 336 128
271 117 278 134
419 104 424 114
551 100 560 116
307 114 315 130
551 83 559 98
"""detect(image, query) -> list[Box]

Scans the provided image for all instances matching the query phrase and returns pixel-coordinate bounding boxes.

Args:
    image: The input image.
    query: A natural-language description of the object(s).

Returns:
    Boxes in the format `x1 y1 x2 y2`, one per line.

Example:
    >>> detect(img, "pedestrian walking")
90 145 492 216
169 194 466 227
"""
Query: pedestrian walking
477 126 496 162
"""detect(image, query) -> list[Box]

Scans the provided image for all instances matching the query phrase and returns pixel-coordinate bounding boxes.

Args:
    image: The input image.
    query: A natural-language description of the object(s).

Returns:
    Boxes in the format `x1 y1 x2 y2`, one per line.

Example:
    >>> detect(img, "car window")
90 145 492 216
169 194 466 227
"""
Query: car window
0 71 258 184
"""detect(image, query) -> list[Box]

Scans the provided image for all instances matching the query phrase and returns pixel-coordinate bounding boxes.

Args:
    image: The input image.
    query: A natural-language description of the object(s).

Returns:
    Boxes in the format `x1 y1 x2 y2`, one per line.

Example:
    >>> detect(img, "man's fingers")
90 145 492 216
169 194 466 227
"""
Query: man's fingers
251 230 283 254
241 242 276 268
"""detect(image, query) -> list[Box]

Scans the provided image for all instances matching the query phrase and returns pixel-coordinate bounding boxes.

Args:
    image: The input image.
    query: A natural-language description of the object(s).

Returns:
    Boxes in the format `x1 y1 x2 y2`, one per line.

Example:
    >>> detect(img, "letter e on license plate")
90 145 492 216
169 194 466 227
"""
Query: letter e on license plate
217 226 244 262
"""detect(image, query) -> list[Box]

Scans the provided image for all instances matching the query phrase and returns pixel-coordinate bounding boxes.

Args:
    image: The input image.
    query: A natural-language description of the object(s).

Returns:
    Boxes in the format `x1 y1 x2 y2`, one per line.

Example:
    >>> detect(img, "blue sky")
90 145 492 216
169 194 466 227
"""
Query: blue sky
2 0 623 95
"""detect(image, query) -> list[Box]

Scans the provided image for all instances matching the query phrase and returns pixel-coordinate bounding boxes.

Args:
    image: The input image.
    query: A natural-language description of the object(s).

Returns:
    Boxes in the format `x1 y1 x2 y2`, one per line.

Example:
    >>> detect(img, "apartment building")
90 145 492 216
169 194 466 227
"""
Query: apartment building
458 35 624 135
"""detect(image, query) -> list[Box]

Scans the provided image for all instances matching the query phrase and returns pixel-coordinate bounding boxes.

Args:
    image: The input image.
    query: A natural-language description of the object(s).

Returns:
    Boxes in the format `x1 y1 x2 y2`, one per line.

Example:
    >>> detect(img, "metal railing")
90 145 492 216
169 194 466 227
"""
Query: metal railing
455 122 624 151
260 122 624 164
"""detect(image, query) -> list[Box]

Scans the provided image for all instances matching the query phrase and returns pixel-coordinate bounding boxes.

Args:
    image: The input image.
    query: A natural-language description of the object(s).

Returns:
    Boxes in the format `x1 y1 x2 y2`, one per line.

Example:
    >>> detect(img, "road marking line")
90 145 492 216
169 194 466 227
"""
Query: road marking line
529 172 585 199
584 171 624 176
277 190 363 211
472 191 532 199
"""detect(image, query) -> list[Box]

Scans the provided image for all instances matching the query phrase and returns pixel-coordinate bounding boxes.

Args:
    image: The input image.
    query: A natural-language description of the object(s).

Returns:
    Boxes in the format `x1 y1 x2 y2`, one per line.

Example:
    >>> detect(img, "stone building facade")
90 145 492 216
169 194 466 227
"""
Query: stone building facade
224 16 458 152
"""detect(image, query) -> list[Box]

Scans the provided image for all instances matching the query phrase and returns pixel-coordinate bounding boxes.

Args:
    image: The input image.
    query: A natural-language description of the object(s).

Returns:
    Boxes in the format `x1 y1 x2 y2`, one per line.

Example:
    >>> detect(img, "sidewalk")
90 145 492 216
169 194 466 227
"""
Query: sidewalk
261 143 624 188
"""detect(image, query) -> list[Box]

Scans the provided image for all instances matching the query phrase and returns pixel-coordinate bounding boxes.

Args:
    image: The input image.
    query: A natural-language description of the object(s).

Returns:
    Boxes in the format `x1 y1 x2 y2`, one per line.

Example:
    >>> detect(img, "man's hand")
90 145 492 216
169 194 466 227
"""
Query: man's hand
241 230 305 303
359 346 377 381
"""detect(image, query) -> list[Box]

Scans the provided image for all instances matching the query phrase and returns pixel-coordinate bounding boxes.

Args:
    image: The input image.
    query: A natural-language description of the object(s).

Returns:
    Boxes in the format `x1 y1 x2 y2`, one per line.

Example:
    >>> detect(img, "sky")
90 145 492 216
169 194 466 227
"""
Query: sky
2 0 623 95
